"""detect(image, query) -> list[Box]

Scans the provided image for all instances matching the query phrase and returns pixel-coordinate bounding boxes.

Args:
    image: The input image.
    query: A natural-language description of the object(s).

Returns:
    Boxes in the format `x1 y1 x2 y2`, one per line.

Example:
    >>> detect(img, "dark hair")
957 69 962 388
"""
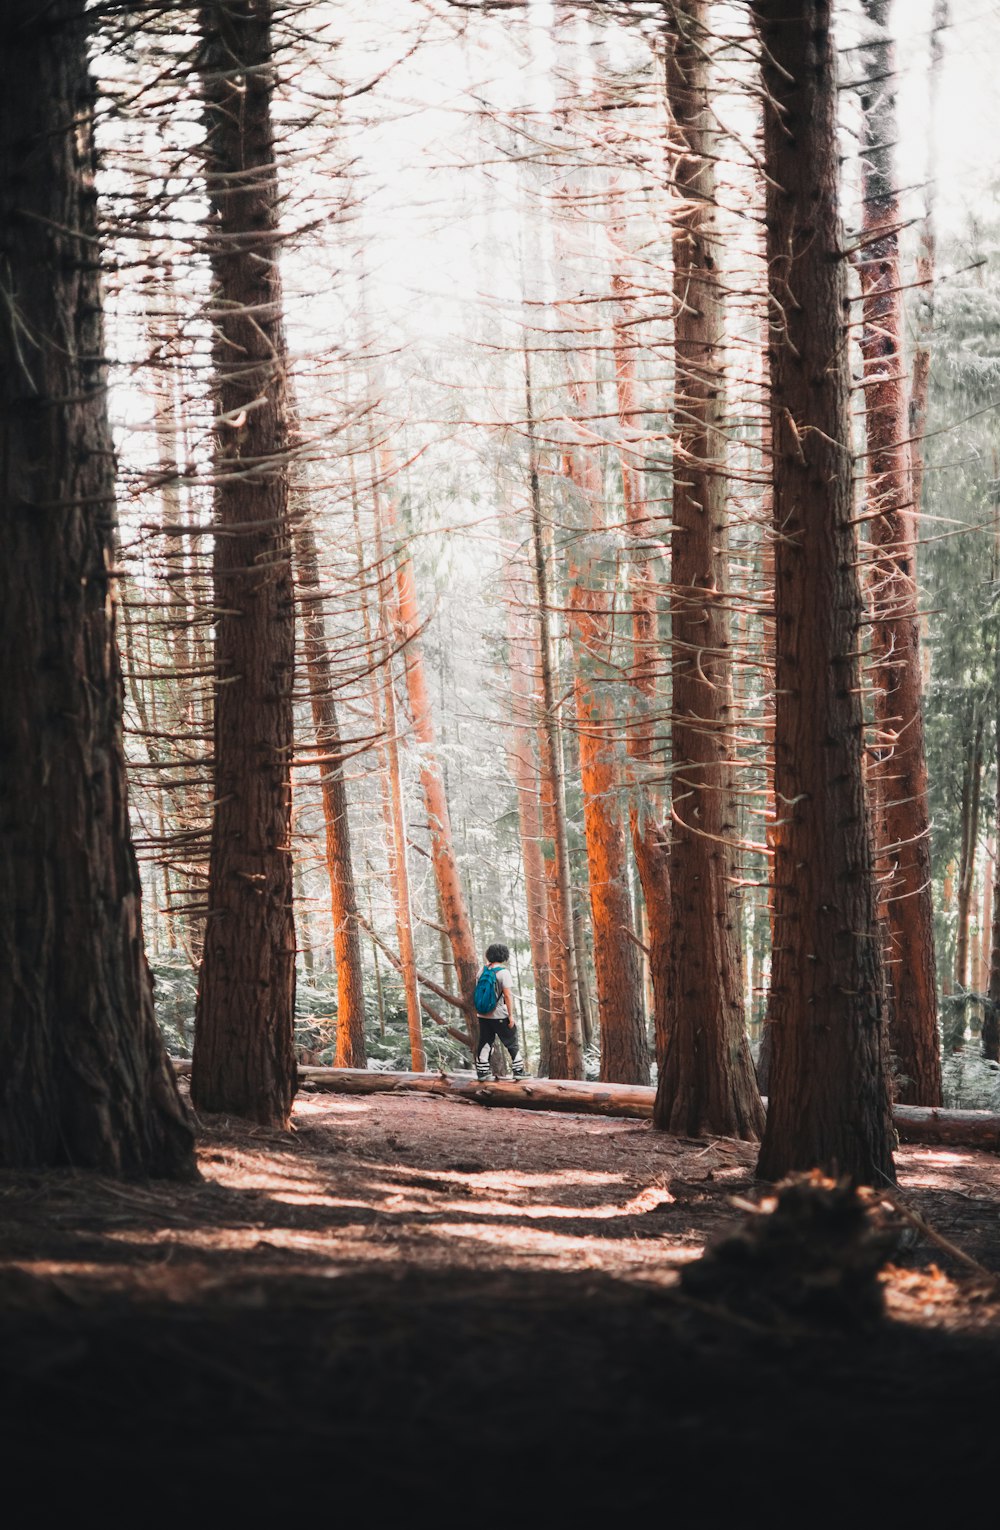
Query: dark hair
485 943 509 964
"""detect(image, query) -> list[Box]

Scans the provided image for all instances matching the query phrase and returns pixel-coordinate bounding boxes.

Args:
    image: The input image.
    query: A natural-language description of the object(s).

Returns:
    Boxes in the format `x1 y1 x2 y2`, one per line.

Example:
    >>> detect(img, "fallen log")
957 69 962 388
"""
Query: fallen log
171 1061 1000 1149
892 1104 1000 1153
298 1068 656 1120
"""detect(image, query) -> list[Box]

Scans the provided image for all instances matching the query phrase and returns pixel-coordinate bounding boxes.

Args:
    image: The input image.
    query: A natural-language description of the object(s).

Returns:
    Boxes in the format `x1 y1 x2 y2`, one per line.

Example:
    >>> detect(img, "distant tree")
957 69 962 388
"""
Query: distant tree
191 0 298 1125
0 0 194 1173
753 0 896 1184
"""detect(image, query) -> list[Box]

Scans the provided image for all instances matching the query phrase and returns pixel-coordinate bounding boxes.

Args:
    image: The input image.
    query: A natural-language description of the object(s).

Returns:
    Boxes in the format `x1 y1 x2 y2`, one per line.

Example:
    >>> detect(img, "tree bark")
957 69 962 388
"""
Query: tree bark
291 491 367 1068
505 578 554 1073
955 715 983 995
526 353 583 1078
191 1 298 1127
611 213 672 1068
0 0 194 1174
856 0 941 1106
561 414 648 1082
752 0 896 1185
380 451 479 1043
654 0 762 1139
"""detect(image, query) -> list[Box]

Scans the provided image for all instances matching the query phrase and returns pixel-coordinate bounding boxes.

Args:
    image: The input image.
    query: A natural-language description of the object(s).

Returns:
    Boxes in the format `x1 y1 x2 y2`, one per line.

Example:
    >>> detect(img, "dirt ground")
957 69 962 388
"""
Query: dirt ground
2 1082 999 1519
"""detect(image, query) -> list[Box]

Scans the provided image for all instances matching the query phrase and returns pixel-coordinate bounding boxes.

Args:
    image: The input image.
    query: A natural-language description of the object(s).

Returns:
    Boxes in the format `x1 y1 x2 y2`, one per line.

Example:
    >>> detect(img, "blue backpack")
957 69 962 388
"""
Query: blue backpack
474 965 502 1016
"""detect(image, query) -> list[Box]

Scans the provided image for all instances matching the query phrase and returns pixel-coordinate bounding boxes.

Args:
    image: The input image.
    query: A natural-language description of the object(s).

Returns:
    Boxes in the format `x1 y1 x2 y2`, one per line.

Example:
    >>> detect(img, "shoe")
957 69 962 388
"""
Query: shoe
511 1060 525 1081
475 1063 491 1082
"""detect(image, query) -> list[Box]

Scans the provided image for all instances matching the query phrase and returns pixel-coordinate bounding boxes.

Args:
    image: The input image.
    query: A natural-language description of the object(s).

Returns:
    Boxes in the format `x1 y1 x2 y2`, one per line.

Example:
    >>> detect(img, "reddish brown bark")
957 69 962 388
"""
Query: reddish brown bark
291 497 367 1068
506 581 554 1073
526 356 583 1078
611 221 671 1068
0 0 194 1173
191 1 298 1127
380 452 478 1044
369 457 425 1071
753 0 895 1184
857 0 941 1106
654 0 762 1139
561 331 647 1084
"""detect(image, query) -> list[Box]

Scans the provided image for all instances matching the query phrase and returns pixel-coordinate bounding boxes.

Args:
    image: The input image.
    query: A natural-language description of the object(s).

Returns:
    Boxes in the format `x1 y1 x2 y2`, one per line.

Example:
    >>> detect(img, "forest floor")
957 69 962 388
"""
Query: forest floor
3 1080 1000 1520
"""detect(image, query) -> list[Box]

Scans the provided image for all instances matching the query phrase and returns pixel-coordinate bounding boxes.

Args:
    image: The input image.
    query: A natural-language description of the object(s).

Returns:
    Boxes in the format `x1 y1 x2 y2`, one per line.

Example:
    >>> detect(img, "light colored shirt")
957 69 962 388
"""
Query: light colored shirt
481 963 512 1020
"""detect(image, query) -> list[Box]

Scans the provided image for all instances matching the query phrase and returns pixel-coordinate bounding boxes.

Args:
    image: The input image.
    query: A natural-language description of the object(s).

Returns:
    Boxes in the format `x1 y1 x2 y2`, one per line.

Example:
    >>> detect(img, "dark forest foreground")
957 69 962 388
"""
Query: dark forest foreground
2 1087 998 1521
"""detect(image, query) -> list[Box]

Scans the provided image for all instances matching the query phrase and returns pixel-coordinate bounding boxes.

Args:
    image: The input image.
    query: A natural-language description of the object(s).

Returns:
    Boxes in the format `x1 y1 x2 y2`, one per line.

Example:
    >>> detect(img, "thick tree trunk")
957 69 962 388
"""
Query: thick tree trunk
654 0 762 1139
857 0 941 1106
753 0 896 1185
987 796 1000 1060
0 0 194 1174
191 1 298 1127
291 497 367 1068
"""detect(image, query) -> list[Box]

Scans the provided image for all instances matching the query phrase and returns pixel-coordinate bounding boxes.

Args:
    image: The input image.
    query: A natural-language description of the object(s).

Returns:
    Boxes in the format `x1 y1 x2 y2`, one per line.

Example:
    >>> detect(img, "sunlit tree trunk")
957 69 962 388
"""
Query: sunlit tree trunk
560 293 646 1082
611 216 671 1067
955 715 983 994
291 493 367 1068
192 1 297 1126
380 451 478 1044
654 0 762 1138
857 0 941 1106
753 0 896 1184
506 577 554 1073
0 0 194 1173
526 357 583 1078
368 457 424 1071
908 1 948 527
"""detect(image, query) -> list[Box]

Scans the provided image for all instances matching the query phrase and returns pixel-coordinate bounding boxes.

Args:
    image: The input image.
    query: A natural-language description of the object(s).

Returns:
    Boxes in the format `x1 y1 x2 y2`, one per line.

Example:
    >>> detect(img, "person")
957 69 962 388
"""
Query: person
473 942 525 1082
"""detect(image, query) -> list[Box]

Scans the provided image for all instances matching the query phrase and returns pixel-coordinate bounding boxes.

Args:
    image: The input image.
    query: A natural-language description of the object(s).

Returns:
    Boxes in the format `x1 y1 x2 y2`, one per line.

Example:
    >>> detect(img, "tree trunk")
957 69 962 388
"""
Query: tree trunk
857 0 942 1106
907 1 948 529
506 579 554 1073
291 495 367 1068
654 0 762 1139
752 0 896 1185
191 1 298 1127
987 807 1000 1059
0 0 194 1174
526 353 583 1078
380 451 479 1044
369 455 425 1071
611 214 672 1068
955 717 984 998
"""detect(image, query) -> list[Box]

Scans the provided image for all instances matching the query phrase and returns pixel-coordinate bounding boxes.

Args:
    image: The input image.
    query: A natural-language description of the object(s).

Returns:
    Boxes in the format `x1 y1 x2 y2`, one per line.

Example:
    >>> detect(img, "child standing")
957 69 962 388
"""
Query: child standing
473 942 525 1082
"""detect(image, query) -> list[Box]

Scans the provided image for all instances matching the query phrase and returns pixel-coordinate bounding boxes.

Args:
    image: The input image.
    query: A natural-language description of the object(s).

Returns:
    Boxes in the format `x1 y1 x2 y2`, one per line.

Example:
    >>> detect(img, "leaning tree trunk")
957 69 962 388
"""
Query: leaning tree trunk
191 0 298 1127
654 0 763 1139
291 490 367 1069
0 0 194 1174
857 0 941 1106
753 0 896 1185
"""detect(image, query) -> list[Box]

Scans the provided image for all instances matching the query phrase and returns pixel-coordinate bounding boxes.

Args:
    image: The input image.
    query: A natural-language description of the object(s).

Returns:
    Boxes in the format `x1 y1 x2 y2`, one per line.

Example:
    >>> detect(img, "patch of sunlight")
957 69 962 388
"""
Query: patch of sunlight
295 1097 371 1116
435 1220 703 1263
363 1187 675 1220
902 1149 977 1167
373 1165 627 1191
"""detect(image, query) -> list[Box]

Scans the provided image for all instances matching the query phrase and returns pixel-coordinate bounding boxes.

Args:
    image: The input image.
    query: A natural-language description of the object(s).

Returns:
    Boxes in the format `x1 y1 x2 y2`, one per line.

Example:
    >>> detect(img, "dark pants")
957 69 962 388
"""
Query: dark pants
476 1015 519 1064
